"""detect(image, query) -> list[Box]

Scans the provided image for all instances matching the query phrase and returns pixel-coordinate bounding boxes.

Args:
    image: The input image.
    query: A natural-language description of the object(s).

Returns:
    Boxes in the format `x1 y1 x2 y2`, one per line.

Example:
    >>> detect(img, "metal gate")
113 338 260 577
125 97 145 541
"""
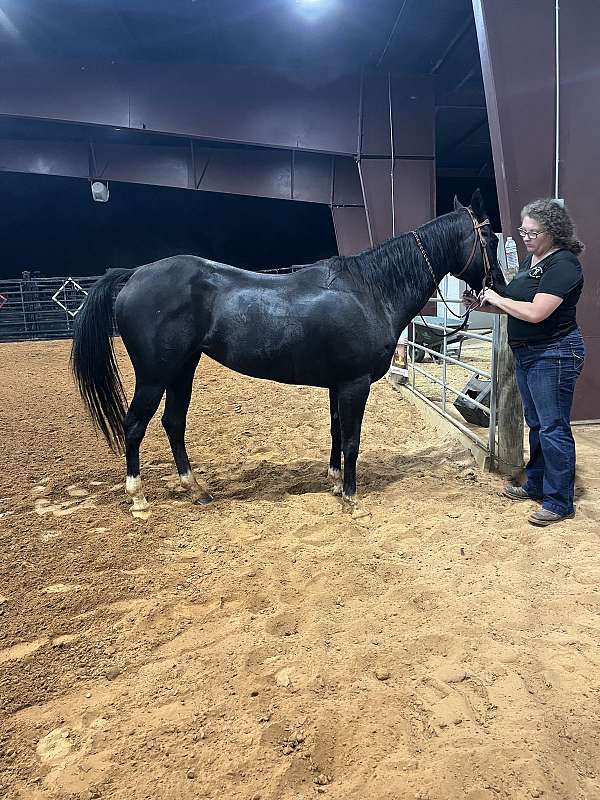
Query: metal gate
0 273 100 342
390 276 500 463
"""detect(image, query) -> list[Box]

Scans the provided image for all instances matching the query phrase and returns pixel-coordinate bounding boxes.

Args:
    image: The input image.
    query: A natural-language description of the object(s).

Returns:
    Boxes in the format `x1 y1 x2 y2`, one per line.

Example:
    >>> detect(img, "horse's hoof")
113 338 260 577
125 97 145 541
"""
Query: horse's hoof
131 498 150 512
342 492 357 505
193 494 213 505
332 484 343 496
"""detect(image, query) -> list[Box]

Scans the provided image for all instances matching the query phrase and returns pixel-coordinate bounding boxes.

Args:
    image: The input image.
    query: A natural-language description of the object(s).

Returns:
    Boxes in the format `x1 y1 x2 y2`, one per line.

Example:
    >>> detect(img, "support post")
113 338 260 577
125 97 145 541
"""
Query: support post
495 261 524 477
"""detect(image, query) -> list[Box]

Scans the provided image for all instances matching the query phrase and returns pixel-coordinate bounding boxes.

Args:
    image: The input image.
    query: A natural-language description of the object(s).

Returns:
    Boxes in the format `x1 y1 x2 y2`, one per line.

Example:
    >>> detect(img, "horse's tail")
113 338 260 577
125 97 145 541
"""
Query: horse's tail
70 268 137 453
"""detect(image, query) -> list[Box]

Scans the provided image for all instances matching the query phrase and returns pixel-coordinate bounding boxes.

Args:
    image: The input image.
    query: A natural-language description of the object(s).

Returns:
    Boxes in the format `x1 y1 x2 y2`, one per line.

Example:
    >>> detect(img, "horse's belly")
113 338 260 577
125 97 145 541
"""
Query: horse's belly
204 344 329 387
202 292 394 387
204 338 391 388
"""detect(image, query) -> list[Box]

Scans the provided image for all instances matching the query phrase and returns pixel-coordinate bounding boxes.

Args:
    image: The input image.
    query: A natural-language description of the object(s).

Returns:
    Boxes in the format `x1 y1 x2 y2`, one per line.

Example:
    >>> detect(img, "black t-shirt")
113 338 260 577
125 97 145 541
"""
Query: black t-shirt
503 250 584 346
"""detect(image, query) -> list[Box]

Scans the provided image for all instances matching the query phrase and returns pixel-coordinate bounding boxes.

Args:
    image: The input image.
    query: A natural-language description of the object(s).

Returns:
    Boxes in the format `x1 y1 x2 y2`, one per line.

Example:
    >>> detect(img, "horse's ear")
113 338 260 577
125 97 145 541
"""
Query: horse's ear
470 188 487 221
453 195 463 212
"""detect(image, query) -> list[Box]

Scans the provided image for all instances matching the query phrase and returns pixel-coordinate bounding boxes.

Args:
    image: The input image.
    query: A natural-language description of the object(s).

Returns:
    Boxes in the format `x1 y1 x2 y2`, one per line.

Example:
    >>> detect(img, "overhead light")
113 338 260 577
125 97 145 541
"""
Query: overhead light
295 0 334 19
91 180 109 203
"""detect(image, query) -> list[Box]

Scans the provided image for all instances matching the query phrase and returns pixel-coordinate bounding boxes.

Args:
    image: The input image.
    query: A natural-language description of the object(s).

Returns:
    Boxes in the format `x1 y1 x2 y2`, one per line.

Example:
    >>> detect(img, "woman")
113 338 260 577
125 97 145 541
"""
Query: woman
464 198 585 526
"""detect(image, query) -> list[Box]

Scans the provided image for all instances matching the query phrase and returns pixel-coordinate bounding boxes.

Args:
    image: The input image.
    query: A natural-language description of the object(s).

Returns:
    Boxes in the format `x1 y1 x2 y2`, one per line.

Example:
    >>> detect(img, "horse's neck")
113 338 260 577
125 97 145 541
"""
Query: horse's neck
416 220 462 283
490 261 508 294
388 226 458 332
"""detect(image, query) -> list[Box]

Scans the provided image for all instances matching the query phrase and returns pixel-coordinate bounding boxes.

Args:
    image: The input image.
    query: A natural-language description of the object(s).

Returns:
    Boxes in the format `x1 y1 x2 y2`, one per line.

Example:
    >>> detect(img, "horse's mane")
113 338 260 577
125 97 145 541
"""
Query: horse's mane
328 211 463 303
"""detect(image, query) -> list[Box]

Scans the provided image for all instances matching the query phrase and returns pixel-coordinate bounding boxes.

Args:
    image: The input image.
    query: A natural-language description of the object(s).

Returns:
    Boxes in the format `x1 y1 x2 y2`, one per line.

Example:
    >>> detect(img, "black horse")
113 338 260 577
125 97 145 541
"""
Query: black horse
71 191 504 513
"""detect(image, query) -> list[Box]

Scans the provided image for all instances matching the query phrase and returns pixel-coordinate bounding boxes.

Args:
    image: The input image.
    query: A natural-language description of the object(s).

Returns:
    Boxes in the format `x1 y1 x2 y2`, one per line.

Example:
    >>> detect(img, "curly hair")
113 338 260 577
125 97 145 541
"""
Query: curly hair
521 198 585 255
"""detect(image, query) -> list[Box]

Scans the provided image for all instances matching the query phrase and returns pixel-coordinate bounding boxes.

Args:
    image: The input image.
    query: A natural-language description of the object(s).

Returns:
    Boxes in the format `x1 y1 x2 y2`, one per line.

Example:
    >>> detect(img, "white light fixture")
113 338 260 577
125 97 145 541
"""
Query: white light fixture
91 180 109 203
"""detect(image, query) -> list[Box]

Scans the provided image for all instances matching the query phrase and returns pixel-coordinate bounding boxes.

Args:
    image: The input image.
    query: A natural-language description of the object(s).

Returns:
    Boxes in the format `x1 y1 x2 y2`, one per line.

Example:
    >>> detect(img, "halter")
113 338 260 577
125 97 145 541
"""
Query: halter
410 208 494 336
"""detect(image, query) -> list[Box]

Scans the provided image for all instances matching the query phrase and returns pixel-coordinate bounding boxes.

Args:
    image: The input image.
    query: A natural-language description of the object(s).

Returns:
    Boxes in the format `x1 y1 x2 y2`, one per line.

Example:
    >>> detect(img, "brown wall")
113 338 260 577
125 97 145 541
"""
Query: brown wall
0 64 435 258
473 0 600 421
558 3 600 421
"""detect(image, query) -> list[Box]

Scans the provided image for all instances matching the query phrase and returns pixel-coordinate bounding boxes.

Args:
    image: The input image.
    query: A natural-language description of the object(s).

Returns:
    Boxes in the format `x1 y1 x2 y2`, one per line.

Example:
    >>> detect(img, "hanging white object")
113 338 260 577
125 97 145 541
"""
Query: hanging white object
91 181 109 203
504 236 519 274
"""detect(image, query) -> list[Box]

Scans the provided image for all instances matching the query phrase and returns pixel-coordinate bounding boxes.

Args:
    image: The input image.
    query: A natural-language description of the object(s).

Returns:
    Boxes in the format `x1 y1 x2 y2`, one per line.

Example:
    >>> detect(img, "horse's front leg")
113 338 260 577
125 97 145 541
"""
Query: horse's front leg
327 388 343 496
162 362 213 505
337 376 371 503
124 381 165 514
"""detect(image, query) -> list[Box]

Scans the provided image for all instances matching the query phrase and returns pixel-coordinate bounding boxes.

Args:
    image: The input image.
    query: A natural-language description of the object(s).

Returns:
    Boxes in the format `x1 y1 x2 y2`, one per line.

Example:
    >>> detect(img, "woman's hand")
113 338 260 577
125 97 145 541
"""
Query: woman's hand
481 288 502 306
462 288 502 314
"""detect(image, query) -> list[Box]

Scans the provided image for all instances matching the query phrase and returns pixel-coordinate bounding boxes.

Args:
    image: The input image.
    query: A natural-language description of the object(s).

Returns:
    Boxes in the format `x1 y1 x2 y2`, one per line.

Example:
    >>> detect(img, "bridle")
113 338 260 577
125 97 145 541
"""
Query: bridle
410 207 494 336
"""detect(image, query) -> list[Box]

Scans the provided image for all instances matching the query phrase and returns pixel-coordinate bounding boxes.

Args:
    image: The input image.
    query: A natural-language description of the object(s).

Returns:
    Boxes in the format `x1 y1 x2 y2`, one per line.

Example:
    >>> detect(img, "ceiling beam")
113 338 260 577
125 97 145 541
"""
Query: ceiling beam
430 16 474 75
439 116 488 156
448 65 478 95
375 0 411 67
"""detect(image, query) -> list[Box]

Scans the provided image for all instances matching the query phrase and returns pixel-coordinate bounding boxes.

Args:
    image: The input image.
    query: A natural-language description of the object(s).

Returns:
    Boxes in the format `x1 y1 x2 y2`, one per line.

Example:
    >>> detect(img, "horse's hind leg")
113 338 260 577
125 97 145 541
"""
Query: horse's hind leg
327 388 343 496
124 381 165 513
162 357 213 505
337 377 371 502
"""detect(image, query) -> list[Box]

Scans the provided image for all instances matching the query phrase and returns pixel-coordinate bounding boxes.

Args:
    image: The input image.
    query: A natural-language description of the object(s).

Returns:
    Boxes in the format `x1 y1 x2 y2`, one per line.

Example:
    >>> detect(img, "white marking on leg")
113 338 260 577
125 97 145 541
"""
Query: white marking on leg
342 492 370 520
125 475 149 512
180 470 200 492
328 467 343 496
179 470 213 504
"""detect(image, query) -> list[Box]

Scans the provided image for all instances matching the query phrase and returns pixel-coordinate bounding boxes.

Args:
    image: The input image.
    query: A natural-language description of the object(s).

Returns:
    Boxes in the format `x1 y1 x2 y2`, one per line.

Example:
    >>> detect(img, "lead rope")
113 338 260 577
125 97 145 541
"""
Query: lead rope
411 230 475 339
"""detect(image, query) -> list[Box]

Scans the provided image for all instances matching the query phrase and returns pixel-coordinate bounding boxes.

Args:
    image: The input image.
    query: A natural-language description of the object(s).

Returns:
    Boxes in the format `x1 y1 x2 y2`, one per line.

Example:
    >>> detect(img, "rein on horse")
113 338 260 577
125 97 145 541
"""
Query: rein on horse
410 208 494 340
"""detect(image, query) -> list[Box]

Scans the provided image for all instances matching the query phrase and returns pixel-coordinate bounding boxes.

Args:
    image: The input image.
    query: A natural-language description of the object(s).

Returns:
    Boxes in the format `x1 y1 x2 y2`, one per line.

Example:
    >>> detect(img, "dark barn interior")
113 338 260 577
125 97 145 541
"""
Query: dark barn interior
0 0 496 278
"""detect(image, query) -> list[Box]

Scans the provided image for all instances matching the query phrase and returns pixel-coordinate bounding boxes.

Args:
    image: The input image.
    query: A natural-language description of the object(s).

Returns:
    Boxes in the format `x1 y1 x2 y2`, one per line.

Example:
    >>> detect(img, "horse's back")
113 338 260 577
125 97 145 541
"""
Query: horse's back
112 255 332 378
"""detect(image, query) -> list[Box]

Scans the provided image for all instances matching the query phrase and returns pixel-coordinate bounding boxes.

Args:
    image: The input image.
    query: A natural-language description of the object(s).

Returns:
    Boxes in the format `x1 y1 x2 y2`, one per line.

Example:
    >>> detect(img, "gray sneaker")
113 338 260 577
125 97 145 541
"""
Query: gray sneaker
528 508 575 526
503 485 542 502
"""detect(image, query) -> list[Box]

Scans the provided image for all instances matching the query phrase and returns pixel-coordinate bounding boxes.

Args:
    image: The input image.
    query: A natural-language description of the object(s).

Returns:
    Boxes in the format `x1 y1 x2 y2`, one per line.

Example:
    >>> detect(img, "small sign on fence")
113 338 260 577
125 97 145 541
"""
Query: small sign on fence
51 278 89 318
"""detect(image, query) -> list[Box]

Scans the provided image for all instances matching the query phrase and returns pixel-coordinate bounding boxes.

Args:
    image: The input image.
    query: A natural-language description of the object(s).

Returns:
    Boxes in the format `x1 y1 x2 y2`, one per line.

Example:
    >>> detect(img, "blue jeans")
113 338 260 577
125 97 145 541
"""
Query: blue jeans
512 328 585 516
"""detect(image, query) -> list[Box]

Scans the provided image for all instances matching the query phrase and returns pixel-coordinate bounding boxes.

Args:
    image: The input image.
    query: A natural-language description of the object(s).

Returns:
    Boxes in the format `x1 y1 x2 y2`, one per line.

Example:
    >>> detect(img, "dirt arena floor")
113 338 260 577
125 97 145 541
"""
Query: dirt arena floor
1 339 599 800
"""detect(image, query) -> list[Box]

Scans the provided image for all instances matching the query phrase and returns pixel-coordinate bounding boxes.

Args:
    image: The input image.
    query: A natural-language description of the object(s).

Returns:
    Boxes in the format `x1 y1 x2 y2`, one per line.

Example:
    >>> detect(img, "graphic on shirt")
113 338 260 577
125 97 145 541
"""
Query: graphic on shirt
529 264 544 278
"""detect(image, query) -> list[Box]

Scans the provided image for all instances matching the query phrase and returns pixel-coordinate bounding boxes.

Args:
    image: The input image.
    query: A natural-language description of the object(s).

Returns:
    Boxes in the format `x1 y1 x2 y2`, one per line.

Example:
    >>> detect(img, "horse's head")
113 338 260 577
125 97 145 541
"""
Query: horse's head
453 189 502 294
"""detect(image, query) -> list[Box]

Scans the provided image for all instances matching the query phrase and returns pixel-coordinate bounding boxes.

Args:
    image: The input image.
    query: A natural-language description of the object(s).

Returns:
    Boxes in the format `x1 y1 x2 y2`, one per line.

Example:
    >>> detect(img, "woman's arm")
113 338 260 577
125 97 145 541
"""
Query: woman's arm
481 289 563 323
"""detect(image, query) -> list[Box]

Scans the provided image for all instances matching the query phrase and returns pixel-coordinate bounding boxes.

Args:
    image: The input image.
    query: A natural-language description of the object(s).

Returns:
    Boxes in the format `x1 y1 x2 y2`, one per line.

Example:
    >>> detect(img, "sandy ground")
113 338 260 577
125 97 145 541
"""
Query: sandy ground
1 339 599 800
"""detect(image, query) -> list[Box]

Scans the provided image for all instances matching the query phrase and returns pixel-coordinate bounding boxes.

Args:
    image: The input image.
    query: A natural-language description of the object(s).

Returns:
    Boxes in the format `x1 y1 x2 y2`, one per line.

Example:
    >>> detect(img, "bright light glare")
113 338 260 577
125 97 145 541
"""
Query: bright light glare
295 0 335 20
0 8 20 39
